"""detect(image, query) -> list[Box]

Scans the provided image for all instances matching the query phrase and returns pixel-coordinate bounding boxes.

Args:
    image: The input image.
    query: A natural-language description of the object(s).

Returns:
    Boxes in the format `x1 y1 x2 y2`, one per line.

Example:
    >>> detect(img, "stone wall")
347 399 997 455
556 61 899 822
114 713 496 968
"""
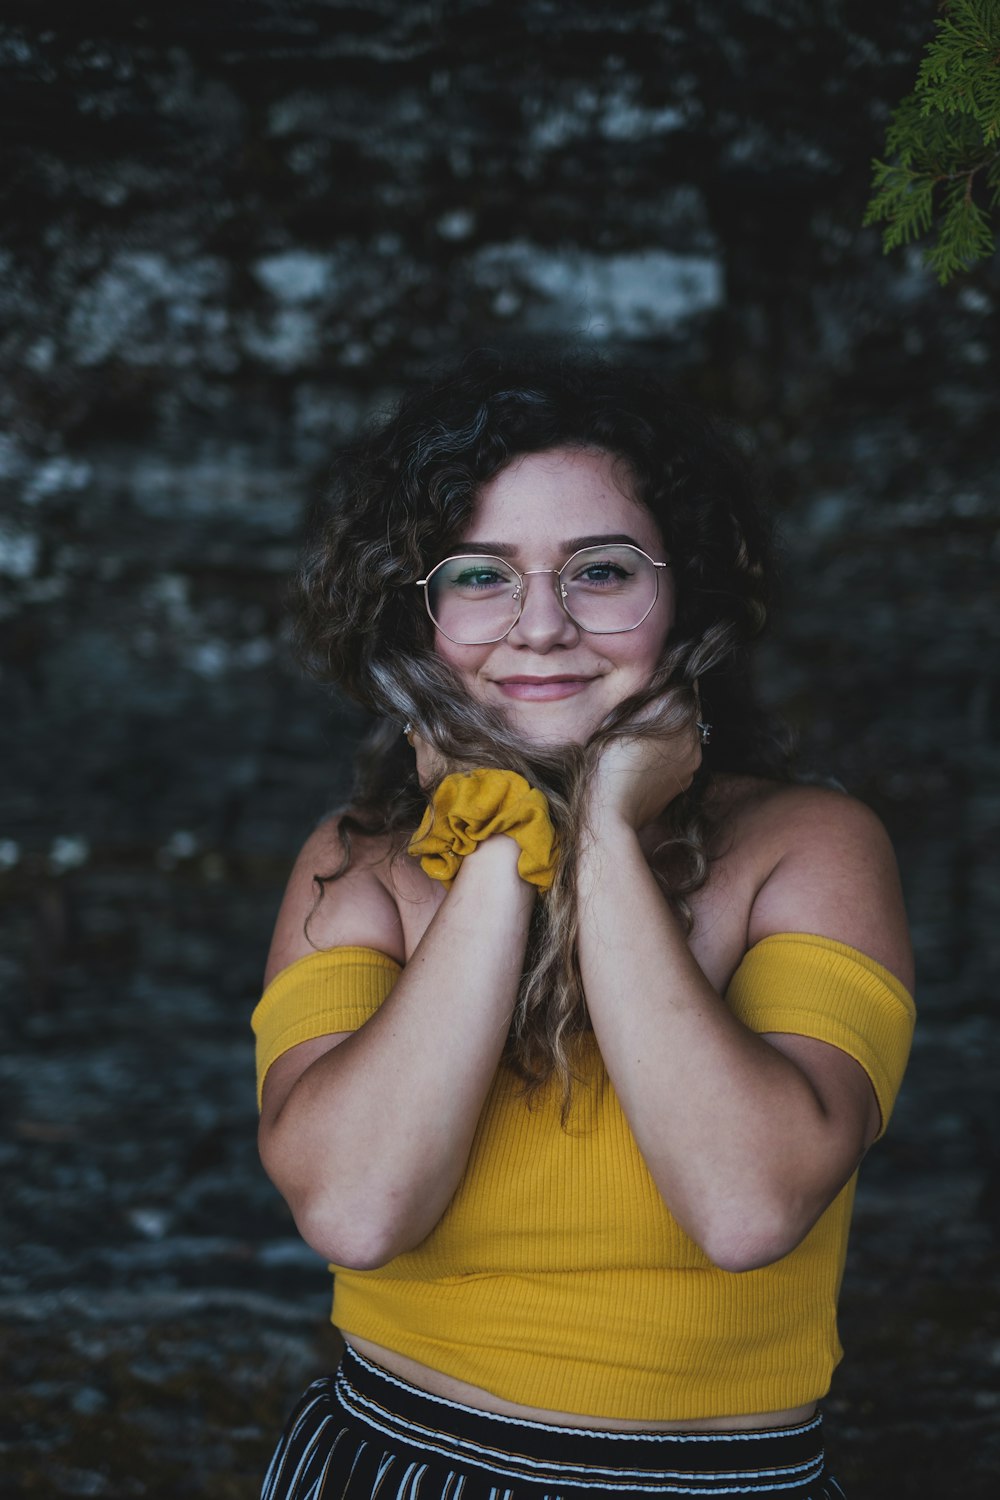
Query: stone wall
1 2 998 1495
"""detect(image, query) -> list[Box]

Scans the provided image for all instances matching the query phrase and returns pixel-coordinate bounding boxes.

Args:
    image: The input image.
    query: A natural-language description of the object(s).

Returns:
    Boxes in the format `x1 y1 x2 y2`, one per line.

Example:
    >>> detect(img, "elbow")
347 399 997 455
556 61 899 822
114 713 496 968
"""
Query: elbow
702 1235 794 1275
259 1123 406 1269
696 1202 814 1274
296 1206 396 1270
291 1191 425 1271
258 1122 438 1269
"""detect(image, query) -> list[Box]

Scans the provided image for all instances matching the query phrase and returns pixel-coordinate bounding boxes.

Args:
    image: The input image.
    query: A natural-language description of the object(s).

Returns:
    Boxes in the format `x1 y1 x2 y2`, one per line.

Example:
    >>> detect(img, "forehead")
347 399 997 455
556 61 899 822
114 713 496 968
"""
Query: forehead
458 447 662 556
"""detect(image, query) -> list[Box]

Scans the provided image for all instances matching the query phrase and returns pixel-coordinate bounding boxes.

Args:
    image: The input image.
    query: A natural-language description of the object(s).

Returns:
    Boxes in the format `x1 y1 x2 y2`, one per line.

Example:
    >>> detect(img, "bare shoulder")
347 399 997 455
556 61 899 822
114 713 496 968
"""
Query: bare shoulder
712 776 913 990
709 773 891 856
263 816 406 986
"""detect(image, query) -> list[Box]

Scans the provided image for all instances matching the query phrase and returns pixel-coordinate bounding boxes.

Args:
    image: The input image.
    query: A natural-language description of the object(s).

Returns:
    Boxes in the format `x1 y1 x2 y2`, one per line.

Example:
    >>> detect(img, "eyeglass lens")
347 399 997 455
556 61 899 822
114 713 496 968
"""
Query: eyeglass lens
425 545 660 644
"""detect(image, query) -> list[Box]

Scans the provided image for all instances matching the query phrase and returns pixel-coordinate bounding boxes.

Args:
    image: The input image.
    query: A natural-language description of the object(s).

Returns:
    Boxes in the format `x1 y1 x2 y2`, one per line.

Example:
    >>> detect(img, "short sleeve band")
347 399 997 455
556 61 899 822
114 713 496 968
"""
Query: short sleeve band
725 932 915 1137
251 945 401 1109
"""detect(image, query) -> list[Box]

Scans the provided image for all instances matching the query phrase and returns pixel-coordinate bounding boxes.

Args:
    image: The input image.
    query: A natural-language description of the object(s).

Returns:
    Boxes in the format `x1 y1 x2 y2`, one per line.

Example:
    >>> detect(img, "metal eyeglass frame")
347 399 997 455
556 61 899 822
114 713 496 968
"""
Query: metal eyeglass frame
415 544 670 645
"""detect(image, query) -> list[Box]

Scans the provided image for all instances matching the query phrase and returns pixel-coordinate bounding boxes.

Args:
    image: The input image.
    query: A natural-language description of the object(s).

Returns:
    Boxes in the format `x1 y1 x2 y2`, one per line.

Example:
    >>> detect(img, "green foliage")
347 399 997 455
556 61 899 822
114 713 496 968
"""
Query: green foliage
863 0 1000 284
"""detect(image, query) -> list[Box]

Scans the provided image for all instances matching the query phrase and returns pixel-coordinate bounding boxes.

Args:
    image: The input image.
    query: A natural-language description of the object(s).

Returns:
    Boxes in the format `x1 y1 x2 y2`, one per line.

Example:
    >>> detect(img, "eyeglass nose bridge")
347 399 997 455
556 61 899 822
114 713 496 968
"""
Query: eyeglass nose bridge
510 566 570 616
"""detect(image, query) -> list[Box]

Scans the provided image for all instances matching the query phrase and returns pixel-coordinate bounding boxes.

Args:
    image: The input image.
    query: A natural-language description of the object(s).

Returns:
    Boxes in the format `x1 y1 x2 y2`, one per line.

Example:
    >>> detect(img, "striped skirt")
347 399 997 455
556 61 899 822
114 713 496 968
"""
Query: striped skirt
261 1345 846 1500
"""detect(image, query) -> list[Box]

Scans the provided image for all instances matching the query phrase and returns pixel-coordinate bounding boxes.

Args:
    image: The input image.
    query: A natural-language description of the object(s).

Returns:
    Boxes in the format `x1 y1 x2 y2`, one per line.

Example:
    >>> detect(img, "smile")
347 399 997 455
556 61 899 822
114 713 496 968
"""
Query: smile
492 676 595 702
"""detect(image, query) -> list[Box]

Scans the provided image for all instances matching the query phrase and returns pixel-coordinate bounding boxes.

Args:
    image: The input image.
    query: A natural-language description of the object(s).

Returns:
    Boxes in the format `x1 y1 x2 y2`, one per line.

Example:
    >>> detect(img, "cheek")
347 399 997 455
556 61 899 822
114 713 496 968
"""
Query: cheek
433 635 491 687
615 646 663 688
620 605 672 678
648 592 675 660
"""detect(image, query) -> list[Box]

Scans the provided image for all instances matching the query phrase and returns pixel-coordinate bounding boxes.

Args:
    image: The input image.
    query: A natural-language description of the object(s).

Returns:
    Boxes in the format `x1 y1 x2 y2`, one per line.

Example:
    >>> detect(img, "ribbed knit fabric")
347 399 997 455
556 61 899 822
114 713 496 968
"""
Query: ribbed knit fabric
251 934 915 1422
251 946 401 1108
726 933 914 1139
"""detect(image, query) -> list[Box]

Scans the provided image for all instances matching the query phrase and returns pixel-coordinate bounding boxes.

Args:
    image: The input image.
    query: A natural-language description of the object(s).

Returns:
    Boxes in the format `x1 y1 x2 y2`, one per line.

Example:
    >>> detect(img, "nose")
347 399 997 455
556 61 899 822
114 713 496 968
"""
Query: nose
505 569 580 651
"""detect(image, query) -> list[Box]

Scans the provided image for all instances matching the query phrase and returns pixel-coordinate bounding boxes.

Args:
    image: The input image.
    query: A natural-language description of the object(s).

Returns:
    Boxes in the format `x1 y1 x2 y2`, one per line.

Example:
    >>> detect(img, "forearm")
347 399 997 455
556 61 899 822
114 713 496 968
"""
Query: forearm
576 812 864 1270
261 836 533 1267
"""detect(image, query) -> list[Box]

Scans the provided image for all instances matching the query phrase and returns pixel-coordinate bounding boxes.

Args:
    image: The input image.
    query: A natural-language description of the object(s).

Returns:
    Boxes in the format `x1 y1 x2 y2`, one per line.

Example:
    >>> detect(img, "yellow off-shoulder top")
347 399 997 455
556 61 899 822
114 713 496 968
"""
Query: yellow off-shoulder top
251 932 914 1421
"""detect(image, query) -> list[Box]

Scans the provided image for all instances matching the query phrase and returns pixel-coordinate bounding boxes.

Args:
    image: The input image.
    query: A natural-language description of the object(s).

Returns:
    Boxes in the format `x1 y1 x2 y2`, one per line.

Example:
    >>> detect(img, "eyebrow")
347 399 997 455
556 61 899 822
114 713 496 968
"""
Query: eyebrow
455 533 649 555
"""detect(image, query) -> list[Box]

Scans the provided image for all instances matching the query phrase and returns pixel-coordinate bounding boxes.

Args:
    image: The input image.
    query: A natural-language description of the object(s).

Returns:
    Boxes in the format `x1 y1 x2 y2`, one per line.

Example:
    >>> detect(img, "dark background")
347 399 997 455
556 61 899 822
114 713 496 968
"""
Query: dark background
1 2 998 1496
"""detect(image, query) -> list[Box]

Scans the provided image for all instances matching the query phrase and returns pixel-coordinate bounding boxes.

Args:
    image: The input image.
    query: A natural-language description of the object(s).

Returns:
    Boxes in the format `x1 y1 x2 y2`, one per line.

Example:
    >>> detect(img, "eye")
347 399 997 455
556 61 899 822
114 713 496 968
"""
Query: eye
447 565 511 592
569 557 634 588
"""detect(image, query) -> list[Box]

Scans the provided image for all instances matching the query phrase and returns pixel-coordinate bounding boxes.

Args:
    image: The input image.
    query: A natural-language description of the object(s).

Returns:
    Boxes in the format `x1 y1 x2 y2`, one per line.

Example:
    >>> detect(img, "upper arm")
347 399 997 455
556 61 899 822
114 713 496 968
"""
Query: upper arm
259 820 406 1122
746 788 914 1149
747 788 913 991
264 818 406 986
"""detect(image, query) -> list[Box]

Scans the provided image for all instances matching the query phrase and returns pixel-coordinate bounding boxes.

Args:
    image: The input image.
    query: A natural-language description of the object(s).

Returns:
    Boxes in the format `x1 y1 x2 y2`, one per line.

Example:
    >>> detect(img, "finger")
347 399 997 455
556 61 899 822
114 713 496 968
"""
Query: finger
410 731 449 790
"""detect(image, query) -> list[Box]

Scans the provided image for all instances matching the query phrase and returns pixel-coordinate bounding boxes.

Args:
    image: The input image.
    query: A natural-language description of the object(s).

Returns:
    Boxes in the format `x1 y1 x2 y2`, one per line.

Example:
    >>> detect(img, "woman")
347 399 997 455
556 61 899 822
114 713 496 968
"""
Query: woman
252 350 915 1499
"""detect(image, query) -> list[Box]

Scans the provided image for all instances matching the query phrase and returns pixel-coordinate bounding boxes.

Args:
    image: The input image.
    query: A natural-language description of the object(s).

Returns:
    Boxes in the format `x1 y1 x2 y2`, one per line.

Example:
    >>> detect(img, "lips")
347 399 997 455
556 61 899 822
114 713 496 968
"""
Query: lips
492 675 594 702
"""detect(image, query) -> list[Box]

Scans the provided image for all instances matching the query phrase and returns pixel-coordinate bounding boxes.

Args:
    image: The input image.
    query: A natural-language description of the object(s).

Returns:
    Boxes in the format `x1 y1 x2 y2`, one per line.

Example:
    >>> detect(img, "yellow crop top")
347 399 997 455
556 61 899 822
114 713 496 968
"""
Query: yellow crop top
251 934 915 1421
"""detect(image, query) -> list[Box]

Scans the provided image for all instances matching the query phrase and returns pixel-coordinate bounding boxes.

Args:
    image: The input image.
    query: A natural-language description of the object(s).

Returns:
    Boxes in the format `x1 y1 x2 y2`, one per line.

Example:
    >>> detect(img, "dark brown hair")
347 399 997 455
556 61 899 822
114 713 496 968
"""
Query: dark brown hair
294 347 791 1096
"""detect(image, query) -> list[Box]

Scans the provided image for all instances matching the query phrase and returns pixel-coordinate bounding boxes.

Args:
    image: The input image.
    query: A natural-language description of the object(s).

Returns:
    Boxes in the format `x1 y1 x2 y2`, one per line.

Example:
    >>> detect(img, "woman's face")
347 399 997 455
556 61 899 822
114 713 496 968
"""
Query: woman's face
430 447 674 746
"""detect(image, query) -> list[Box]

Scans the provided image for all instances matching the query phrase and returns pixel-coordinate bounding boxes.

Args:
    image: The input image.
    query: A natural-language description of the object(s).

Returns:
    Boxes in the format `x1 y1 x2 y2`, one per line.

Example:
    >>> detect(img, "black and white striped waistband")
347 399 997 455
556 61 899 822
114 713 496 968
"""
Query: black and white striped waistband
262 1345 841 1499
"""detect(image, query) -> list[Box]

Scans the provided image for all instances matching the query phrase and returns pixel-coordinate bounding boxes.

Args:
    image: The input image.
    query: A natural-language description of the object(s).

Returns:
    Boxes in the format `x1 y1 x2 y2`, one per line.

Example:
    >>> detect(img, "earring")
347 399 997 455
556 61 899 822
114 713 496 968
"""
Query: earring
691 678 710 744
402 721 415 746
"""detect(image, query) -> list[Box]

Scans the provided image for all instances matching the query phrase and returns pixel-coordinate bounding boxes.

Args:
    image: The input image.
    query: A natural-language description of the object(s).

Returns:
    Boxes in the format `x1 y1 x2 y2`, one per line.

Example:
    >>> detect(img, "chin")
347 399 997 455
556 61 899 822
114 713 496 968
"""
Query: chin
499 703 605 751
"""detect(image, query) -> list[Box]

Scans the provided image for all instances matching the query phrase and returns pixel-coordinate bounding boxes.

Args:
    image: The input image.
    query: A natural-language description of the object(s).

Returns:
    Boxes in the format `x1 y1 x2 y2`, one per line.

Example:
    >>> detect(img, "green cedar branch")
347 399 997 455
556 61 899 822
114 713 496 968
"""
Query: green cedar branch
863 0 1000 284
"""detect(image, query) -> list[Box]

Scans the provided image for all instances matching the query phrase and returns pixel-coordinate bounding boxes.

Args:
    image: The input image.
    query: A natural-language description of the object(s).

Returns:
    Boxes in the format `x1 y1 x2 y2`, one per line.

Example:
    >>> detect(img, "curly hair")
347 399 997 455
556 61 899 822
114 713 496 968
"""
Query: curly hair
294 346 792 1102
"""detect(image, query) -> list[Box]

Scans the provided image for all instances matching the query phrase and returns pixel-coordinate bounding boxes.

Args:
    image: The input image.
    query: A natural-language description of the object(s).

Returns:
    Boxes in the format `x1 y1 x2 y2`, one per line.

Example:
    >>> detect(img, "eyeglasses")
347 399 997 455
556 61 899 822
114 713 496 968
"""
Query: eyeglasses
416 544 669 645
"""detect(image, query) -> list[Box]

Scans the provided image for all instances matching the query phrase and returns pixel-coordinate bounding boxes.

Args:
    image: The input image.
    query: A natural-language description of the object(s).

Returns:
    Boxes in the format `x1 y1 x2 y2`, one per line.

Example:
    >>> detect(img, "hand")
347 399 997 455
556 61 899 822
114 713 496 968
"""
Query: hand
584 699 702 833
405 725 452 791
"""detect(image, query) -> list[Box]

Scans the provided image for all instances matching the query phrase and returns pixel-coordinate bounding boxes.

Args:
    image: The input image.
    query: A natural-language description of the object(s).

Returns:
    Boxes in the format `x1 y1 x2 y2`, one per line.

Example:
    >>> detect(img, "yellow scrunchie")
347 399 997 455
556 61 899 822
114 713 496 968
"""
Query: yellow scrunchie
407 769 559 891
